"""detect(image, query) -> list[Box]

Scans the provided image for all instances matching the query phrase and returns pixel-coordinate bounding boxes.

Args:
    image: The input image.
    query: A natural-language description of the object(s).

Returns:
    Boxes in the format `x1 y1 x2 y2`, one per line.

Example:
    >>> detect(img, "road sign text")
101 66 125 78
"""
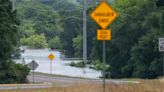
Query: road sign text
97 29 111 40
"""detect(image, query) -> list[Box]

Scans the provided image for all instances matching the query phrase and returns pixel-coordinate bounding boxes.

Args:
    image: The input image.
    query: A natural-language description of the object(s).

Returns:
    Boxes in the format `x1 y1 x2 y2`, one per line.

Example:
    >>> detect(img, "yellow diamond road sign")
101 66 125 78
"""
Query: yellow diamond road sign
97 29 111 41
48 53 55 61
90 1 118 29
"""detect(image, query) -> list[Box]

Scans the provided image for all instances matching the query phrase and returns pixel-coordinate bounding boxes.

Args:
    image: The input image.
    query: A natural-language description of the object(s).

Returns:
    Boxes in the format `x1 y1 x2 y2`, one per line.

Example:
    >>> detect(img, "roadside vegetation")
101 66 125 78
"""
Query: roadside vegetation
1 79 164 92
69 61 86 68
69 60 110 71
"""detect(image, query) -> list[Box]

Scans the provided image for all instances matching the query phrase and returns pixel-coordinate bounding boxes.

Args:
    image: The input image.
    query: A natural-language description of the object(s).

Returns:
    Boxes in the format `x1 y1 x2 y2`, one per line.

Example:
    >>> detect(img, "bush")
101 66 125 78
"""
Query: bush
22 34 48 49
11 48 21 59
48 36 61 50
69 61 85 68
91 60 110 71
20 37 27 45
0 61 30 84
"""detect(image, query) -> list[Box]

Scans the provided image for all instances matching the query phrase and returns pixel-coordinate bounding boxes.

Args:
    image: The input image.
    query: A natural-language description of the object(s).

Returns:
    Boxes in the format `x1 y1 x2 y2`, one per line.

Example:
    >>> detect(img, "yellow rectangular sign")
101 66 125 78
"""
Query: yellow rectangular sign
97 29 111 40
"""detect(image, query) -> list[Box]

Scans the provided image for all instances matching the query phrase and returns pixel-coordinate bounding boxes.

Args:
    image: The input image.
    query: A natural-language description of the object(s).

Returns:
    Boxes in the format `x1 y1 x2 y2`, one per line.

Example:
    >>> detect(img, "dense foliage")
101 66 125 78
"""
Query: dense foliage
0 0 30 83
106 0 164 79
21 34 48 49
17 0 63 49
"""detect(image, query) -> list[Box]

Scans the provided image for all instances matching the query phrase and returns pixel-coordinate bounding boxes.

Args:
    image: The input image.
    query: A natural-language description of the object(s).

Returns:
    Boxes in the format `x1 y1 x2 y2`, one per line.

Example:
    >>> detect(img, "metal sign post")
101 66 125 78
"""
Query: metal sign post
97 29 111 92
33 62 34 83
48 53 55 75
159 38 164 77
103 41 106 92
50 60 52 74
28 60 39 83
90 0 118 92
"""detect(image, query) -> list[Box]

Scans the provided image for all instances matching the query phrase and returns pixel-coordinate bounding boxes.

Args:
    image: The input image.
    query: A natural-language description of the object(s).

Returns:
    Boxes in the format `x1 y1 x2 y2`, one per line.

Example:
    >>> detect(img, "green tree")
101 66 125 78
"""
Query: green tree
49 36 61 50
73 35 82 57
106 0 164 78
17 0 63 41
59 3 83 57
0 0 30 83
25 34 48 49
130 10 164 78
19 20 35 38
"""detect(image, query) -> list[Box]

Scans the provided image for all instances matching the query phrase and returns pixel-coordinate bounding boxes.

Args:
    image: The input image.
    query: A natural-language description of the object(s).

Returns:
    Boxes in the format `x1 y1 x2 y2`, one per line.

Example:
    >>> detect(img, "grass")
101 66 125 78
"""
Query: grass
0 78 164 92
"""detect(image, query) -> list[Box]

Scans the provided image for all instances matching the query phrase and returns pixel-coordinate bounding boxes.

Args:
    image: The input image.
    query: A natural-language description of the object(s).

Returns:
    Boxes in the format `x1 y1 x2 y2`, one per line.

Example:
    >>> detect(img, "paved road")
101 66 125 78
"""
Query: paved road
0 83 51 90
27 74 139 86
0 74 139 90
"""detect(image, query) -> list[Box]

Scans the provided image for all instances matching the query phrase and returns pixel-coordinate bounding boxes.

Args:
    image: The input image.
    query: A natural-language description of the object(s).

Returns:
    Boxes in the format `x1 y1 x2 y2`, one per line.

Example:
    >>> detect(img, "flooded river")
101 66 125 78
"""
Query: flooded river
15 48 101 79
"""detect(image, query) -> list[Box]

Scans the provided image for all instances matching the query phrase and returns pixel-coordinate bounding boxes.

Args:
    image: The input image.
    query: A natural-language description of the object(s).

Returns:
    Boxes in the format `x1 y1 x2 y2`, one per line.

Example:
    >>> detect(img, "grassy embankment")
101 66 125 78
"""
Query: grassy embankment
1 78 164 92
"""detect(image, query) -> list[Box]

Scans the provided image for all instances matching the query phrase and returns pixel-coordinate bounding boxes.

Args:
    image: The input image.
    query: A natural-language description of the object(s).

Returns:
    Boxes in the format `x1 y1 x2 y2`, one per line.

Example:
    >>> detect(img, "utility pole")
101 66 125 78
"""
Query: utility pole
83 0 87 66
12 0 15 11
